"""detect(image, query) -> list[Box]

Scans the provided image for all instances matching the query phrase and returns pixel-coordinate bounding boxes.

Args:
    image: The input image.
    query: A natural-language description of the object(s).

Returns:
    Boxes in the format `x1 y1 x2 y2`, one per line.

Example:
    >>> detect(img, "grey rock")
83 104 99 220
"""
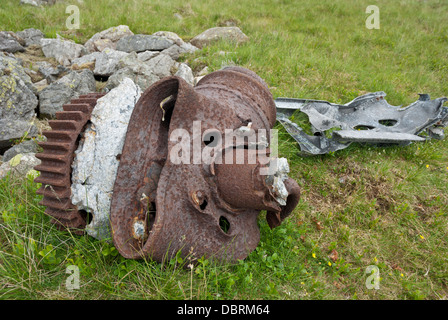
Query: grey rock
173 13 183 20
105 52 156 91
152 31 186 46
197 66 209 76
145 52 176 78
71 51 102 67
38 69 96 117
116 34 174 53
71 78 142 240
84 25 134 53
161 44 187 60
36 61 69 83
71 49 128 77
93 48 128 77
41 38 87 66
0 152 41 180
0 53 38 148
16 28 44 47
137 50 159 62
33 78 48 92
0 32 25 53
106 52 175 91
20 0 62 6
0 52 36 95
190 27 249 48
175 63 194 85
20 0 42 6
105 66 156 92
3 139 39 162
0 120 38 150
153 31 198 59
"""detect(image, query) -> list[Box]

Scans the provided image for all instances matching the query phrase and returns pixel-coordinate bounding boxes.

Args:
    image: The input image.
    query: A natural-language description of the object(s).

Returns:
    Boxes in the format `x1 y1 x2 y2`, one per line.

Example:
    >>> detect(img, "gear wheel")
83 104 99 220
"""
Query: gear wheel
35 93 105 234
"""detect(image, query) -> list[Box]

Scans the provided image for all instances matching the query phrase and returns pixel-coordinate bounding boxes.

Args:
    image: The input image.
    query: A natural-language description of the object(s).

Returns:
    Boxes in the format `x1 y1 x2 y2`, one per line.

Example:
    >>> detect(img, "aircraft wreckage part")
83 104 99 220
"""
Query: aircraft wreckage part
276 92 448 156
34 93 106 233
109 67 300 262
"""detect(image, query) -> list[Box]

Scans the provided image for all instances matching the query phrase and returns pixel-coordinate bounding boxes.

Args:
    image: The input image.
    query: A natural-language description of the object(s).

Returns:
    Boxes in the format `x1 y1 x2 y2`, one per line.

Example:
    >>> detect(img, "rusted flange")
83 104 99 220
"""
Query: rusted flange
109 67 300 263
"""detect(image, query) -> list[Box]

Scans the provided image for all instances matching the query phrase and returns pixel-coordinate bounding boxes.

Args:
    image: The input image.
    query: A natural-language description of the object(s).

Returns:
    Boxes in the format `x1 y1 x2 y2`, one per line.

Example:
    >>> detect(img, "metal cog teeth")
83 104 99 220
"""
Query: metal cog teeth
34 93 105 234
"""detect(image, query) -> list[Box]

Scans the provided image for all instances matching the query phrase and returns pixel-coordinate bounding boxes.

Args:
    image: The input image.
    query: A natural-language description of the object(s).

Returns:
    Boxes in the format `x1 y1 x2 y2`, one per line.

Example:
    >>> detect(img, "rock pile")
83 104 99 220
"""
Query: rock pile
0 23 250 178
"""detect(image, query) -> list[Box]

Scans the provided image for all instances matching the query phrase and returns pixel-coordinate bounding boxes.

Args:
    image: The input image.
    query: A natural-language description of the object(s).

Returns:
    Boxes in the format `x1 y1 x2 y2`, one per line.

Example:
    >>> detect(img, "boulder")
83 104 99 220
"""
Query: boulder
84 25 134 53
0 32 25 53
93 48 129 77
190 26 249 48
153 31 198 59
20 0 62 6
0 153 41 180
115 34 174 53
32 78 48 92
0 53 38 149
20 0 42 6
3 139 39 162
41 38 87 66
137 50 159 62
71 48 129 77
0 121 38 150
71 78 142 240
16 28 44 47
161 44 191 60
71 51 102 68
36 61 69 83
38 69 96 117
145 52 176 78
174 63 194 85
105 52 176 91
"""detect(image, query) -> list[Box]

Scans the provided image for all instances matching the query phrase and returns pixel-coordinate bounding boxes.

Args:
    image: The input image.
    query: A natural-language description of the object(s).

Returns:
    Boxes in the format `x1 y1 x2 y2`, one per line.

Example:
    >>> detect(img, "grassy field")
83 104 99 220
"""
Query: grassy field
1 0 448 300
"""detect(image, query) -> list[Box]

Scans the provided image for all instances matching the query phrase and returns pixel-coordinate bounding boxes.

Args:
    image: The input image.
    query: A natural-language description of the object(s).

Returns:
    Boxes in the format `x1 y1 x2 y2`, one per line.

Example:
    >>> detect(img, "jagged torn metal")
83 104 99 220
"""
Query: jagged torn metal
275 91 448 156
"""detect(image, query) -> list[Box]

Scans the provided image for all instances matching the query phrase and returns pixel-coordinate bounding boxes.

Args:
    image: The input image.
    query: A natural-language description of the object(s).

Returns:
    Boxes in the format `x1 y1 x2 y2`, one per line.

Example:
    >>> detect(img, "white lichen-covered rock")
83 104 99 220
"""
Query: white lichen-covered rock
105 52 176 91
84 25 134 53
70 78 142 240
190 27 249 49
0 153 41 180
38 69 96 117
93 48 129 77
175 63 194 85
41 38 87 66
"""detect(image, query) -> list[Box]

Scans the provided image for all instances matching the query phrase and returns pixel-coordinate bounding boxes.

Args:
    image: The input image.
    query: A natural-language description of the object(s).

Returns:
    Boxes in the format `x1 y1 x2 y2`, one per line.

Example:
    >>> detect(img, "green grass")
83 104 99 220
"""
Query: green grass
1 0 448 300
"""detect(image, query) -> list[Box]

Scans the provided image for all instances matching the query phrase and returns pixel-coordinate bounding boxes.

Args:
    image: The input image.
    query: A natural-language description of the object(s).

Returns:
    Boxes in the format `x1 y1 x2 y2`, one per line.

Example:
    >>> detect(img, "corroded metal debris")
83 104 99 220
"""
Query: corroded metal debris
110 67 300 262
35 67 301 263
276 92 448 156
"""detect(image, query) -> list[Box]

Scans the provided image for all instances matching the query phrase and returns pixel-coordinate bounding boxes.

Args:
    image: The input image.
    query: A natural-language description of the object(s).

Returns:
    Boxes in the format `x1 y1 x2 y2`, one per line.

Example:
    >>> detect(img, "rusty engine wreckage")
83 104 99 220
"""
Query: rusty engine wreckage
34 66 447 264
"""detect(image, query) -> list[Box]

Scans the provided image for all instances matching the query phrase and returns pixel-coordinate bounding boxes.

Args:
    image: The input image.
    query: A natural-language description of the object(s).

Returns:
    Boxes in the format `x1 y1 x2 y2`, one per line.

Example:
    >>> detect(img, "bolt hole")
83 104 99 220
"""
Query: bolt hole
147 202 156 231
199 198 208 210
353 125 375 130
80 210 92 225
379 119 398 127
219 216 230 234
